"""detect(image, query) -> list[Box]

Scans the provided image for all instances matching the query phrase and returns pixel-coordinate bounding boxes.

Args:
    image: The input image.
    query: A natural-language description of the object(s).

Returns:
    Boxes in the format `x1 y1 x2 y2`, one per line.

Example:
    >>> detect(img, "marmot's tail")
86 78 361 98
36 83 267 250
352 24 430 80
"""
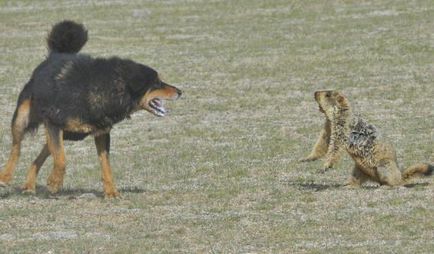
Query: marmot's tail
402 163 433 180
47 20 87 54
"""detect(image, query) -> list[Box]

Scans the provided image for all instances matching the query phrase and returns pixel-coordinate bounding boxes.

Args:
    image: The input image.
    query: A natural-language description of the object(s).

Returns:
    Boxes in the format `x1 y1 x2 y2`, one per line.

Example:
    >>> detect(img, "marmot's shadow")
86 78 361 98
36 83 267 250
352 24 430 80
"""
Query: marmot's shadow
289 181 429 192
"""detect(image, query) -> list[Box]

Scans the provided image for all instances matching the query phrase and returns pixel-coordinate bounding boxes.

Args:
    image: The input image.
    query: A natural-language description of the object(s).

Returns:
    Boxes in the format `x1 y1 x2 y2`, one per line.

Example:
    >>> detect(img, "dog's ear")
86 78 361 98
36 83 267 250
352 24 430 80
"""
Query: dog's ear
125 63 158 95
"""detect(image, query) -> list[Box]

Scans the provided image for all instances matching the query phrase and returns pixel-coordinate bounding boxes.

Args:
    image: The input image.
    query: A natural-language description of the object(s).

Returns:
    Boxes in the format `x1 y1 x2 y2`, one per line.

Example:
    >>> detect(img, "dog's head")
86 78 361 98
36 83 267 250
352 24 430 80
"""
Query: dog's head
127 63 182 117
138 77 182 117
314 90 350 117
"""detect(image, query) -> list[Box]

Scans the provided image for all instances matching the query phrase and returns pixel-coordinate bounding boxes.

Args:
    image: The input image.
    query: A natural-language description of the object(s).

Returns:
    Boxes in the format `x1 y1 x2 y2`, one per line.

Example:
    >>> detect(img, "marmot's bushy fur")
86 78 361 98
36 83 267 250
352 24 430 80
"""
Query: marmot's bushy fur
300 90 433 186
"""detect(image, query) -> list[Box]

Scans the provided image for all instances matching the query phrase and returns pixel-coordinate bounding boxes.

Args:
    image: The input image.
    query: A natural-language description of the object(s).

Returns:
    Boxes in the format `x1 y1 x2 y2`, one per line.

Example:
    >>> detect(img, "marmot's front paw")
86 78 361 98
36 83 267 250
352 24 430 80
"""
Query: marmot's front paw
299 156 317 162
318 166 333 174
299 158 311 162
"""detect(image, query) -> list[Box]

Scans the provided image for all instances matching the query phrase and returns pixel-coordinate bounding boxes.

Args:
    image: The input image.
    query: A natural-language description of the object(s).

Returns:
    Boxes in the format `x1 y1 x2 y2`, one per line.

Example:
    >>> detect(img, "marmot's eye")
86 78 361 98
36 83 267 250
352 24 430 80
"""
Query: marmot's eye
326 92 331 97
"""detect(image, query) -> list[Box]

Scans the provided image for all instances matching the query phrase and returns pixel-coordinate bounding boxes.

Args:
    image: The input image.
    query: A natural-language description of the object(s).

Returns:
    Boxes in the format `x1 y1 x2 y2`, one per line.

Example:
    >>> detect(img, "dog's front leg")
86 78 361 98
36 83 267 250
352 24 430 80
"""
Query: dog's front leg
94 132 119 198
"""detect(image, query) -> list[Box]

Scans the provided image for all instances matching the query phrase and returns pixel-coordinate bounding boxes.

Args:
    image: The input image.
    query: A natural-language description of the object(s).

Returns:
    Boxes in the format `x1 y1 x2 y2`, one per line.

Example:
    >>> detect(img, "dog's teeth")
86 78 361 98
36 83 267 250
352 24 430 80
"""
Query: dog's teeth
149 99 167 117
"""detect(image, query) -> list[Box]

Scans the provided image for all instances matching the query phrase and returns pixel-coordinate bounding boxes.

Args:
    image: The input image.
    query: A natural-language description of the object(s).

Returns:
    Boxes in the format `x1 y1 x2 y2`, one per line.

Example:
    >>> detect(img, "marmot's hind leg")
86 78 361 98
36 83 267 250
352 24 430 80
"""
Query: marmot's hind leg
345 164 370 188
376 160 402 186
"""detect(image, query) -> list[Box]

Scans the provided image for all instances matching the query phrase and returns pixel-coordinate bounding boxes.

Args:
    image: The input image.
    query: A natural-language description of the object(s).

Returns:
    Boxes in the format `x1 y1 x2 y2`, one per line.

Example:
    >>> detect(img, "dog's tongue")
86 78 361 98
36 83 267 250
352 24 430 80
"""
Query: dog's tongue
153 99 161 107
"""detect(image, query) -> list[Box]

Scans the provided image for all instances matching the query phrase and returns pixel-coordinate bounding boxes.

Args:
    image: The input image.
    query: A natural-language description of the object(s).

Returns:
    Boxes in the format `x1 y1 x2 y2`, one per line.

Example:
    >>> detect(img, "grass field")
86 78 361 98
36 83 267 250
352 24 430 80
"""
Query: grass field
0 0 433 253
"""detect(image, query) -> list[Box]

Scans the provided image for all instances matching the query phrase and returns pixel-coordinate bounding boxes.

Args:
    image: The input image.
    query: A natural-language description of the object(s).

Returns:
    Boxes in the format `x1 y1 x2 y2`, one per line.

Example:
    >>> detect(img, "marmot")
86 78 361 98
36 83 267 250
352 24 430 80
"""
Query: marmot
300 90 433 186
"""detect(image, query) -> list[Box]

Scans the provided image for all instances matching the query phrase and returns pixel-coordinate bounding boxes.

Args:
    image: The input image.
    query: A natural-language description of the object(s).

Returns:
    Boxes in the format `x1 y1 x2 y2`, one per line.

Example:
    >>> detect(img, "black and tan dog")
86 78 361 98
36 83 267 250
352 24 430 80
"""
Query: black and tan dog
0 21 182 197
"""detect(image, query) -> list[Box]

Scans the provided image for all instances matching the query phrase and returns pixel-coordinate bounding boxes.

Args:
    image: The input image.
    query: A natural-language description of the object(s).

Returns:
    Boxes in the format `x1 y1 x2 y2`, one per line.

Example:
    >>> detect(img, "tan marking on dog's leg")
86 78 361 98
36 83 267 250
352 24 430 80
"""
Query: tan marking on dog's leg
95 133 119 198
0 100 31 185
45 125 66 194
22 144 50 193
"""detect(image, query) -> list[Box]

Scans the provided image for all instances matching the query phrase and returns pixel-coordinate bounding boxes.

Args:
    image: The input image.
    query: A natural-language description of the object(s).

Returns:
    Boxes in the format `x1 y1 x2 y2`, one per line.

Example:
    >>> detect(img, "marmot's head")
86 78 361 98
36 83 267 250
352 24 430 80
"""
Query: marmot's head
314 90 350 117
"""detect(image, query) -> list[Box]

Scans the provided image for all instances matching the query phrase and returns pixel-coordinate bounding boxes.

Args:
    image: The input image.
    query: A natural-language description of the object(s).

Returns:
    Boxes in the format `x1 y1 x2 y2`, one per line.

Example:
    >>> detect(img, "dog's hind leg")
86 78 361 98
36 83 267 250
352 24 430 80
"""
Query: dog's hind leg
94 133 119 198
0 99 32 186
45 123 66 194
21 143 50 193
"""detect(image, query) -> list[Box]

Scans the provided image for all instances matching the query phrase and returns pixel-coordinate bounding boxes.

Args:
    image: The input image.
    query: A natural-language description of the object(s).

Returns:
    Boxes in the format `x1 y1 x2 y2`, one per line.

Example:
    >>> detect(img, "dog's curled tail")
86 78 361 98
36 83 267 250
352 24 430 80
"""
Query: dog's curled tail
402 163 433 181
47 20 88 54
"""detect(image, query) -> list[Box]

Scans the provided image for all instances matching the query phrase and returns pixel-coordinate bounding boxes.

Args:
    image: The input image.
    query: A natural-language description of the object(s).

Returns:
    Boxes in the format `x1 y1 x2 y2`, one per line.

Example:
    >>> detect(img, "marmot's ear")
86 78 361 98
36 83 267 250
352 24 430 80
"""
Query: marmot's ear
336 94 345 104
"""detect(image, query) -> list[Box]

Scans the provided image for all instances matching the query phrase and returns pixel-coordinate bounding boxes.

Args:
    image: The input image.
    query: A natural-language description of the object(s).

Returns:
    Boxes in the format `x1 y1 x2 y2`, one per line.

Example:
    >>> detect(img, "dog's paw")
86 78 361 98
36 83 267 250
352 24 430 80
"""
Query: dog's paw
21 184 36 194
104 191 121 199
0 174 11 187
46 171 65 194
0 181 8 187
47 179 63 194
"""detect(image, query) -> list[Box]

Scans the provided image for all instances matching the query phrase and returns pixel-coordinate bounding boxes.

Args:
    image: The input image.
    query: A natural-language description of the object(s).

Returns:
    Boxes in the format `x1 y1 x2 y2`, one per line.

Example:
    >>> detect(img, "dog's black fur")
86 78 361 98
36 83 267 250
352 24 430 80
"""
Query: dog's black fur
0 20 181 197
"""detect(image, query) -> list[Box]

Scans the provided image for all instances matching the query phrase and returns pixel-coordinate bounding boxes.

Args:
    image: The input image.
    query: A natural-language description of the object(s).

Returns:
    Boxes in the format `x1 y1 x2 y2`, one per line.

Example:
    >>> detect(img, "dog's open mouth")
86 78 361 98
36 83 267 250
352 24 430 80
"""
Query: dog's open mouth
148 98 166 117
141 85 181 117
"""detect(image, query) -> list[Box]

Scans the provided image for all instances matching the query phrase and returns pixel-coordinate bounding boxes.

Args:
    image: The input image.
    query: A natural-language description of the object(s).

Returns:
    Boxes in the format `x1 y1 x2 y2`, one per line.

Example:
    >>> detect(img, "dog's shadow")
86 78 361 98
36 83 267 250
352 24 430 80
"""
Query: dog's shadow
1 182 429 199
0 185 146 199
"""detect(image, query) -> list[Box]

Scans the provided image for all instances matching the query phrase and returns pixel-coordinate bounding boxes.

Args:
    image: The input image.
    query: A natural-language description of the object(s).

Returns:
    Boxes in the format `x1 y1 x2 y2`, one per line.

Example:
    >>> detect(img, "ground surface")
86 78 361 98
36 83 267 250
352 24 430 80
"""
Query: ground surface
0 0 433 253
